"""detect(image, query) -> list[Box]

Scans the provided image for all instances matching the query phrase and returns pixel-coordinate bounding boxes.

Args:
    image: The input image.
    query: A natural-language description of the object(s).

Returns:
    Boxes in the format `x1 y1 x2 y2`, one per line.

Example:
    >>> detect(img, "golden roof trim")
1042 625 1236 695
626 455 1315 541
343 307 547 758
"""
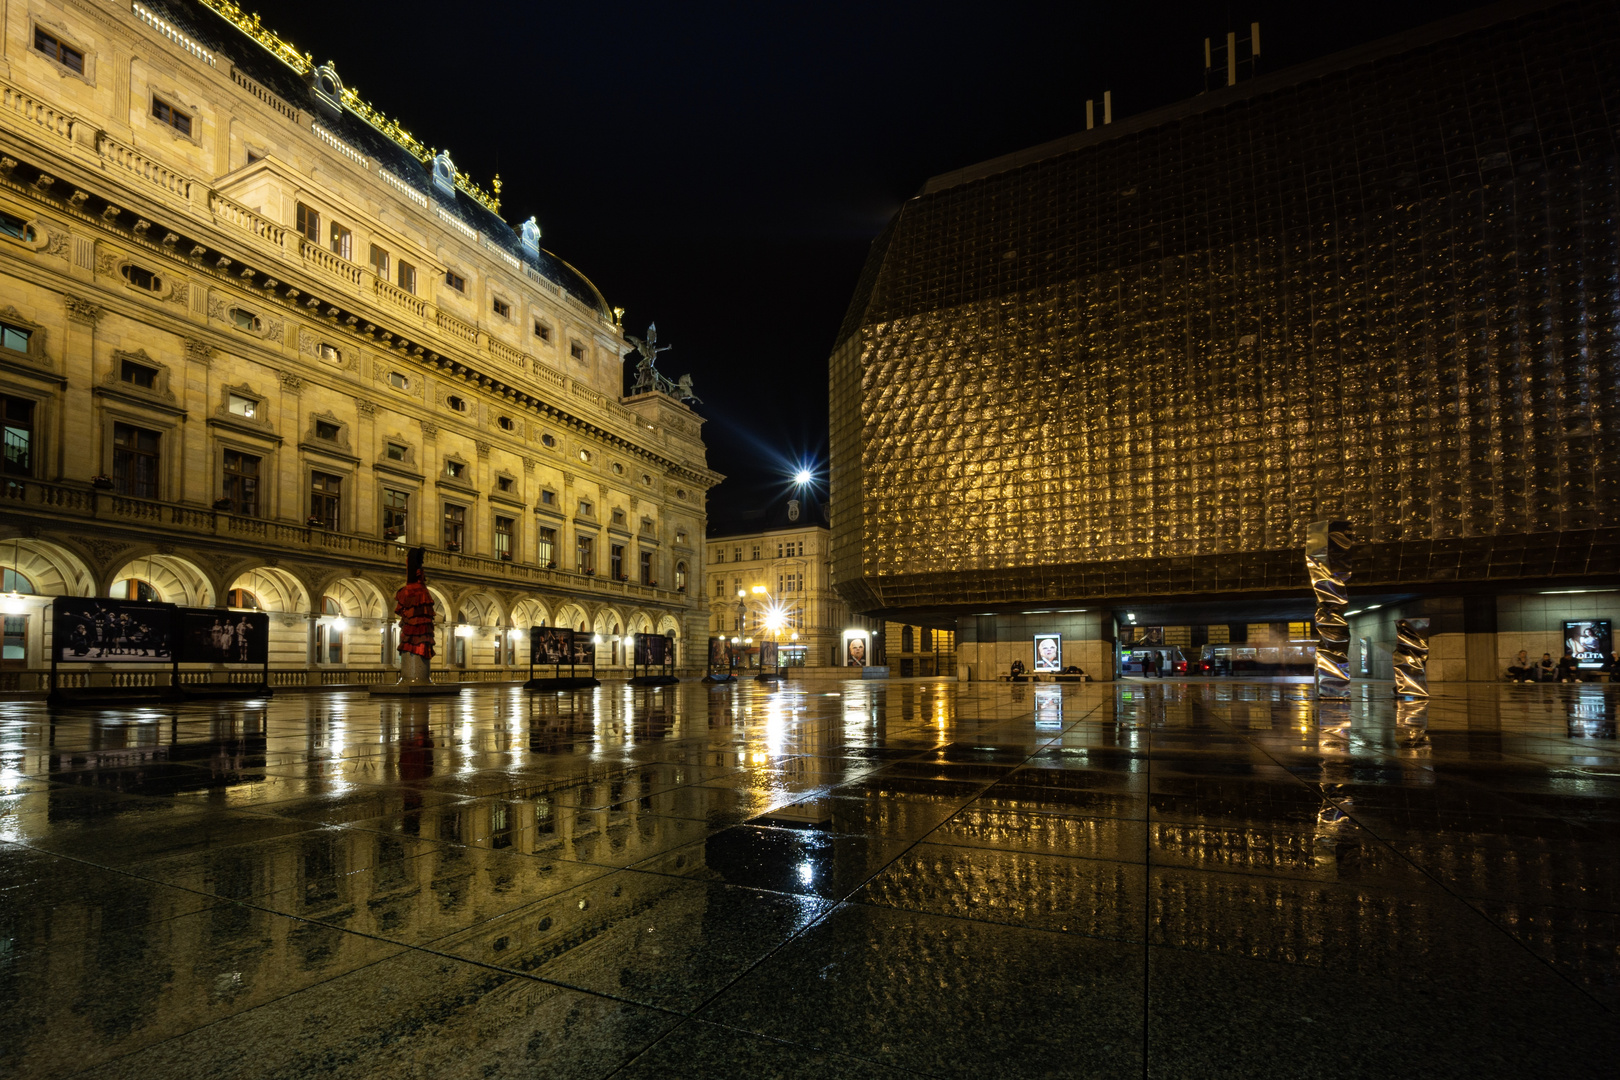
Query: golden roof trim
194 0 503 214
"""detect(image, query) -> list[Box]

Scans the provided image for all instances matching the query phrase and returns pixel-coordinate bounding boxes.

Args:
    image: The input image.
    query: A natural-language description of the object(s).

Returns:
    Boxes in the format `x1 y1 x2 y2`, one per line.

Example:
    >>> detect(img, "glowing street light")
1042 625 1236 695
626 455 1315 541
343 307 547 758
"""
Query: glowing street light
794 469 812 485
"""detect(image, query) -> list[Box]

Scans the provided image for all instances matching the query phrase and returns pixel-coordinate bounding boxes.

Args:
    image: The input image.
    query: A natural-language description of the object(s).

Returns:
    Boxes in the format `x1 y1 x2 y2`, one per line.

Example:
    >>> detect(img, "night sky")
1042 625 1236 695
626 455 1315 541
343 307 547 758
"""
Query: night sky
256 0 1480 529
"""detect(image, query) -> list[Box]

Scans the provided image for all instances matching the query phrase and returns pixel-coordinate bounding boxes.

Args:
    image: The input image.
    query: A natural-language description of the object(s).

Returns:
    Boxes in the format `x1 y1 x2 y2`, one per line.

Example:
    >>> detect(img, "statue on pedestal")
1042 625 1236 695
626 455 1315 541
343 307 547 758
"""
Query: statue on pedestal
624 323 701 405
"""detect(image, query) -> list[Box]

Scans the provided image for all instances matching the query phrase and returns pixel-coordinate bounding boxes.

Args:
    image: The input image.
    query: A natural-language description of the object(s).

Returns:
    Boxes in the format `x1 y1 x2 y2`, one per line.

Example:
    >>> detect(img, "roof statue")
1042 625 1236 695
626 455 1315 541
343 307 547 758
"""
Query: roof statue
624 324 701 405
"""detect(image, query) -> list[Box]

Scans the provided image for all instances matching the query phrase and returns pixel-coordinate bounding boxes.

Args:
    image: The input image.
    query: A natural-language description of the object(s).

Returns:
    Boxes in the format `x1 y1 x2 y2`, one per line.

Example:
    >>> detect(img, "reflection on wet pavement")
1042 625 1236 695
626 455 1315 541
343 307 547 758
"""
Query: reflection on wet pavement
1 680 1618 1077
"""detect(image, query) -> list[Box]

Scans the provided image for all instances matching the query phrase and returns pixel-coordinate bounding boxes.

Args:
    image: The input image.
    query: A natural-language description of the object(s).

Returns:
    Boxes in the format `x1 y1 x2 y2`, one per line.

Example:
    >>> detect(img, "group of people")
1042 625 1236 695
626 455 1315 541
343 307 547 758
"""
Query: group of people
63 607 170 660
1505 649 1616 683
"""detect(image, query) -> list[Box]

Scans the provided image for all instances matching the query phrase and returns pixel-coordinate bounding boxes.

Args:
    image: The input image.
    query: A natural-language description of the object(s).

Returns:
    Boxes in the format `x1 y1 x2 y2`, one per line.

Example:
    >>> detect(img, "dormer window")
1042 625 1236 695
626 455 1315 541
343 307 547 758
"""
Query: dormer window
152 97 191 136
314 419 342 441
121 359 158 388
122 264 162 292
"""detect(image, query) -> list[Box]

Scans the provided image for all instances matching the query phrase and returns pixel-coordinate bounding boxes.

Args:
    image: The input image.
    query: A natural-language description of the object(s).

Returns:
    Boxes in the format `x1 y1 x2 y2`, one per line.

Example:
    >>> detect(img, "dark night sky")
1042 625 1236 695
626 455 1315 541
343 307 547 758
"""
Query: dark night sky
255 0 1481 529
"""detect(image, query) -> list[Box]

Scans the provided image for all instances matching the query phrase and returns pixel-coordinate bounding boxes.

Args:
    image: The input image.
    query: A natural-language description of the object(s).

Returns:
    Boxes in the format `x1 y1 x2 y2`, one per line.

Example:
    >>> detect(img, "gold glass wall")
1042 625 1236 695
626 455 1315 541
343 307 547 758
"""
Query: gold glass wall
830 0 1620 616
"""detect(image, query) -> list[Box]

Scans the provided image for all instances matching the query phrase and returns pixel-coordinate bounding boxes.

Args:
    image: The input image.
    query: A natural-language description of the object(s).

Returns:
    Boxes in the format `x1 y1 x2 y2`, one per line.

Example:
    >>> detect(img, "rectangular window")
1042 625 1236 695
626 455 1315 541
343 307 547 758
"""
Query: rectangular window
227 394 257 419
733 547 741 562
152 97 191 136
329 222 352 260
534 321 551 342
2 615 25 664
0 320 28 351
751 544 761 560
318 343 341 364
640 550 653 585
494 515 513 560
492 298 510 318
444 460 464 479
611 544 624 580
386 442 408 461
222 450 260 516
496 476 513 493
296 202 320 242
570 341 586 361
383 488 409 538
715 578 724 598
443 503 465 550
34 28 84 73
576 535 594 574
112 422 160 498
537 525 556 567
369 244 390 279
445 269 466 292
578 499 593 517
398 260 417 294
324 623 343 665
309 471 341 529
0 212 31 244
2 395 35 478
121 359 157 389
314 419 342 442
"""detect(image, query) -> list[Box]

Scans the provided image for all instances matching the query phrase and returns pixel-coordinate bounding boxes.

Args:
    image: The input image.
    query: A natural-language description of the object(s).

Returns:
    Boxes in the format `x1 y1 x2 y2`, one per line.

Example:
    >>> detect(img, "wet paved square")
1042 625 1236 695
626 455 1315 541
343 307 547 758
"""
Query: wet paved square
2 679 1617 1078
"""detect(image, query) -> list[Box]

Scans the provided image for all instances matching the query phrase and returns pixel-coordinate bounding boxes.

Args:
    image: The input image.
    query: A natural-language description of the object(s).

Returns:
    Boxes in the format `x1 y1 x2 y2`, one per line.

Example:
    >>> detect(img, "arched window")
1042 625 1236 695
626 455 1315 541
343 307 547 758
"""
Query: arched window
2 568 34 594
111 578 160 601
321 596 342 616
611 623 621 665
922 628 933 651
454 610 469 668
902 626 914 653
227 588 260 610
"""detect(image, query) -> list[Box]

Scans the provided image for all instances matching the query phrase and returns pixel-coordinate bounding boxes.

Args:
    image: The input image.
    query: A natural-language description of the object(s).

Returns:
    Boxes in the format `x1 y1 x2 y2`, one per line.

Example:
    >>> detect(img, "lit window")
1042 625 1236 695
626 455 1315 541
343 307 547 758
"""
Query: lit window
494 515 513 560
226 588 260 609
329 222 352 260
537 525 556 566
34 28 83 73
382 488 409 537
319 343 341 364
578 449 591 463
227 394 257 418
442 503 465 549
445 269 466 292
445 460 464 479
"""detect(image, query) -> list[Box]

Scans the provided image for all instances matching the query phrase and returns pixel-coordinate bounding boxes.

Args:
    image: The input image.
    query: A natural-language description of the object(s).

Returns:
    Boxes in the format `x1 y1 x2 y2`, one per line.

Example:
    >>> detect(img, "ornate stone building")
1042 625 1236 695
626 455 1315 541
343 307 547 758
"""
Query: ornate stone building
830 0 1620 682
705 498 848 669
0 0 720 689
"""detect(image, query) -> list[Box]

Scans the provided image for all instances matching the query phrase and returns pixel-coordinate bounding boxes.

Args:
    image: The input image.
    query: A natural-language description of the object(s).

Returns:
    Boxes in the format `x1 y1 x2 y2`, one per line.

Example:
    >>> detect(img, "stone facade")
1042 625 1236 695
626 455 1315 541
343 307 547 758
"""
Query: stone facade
0 0 720 688
705 519 848 669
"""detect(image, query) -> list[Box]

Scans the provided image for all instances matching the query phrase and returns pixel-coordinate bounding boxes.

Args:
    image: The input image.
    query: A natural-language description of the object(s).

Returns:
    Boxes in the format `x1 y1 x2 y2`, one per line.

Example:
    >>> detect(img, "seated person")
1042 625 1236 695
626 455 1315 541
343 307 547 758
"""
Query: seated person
1557 651 1580 682
1008 658 1026 681
1537 653 1558 681
1506 650 1533 682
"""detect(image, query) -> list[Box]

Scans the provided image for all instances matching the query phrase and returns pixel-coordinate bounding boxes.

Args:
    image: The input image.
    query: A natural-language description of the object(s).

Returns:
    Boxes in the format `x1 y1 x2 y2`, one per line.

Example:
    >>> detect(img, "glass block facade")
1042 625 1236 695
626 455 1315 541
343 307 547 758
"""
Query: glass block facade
831 0 1620 617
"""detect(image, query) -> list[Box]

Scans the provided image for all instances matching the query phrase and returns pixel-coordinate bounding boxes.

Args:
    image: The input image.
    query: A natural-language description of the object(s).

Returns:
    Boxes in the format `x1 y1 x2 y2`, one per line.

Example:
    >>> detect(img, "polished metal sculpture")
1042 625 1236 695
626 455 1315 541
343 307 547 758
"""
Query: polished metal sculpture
1306 519 1353 699
1393 617 1430 699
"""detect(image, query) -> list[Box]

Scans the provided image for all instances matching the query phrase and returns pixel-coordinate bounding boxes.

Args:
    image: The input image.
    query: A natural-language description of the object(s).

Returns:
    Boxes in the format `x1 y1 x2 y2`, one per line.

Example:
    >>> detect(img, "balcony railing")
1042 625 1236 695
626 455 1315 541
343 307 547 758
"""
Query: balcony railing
4 479 682 602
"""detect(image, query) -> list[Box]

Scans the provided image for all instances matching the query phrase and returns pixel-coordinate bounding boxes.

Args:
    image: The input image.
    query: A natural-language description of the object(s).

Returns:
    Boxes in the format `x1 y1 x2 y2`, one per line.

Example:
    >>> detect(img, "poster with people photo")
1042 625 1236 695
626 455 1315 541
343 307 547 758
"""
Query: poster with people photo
530 626 573 665
760 641 777 669
1033 633 1062 673
708 637 726 668
844 632 868 667
177 608 270 664
1564 620 1612 670
571 634 596 667
54 597 176 663
634 633 667 667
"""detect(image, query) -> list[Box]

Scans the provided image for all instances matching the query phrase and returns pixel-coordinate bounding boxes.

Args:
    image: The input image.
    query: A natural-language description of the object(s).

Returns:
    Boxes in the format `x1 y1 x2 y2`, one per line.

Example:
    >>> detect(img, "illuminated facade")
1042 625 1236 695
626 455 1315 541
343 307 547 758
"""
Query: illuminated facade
0 0 720 688
705 499 848 668
830 0 1620 681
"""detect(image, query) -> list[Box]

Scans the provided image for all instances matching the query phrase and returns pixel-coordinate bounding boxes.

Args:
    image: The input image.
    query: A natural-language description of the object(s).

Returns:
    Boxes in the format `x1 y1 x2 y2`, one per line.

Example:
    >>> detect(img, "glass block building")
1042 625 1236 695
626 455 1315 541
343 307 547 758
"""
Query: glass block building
830 0 1620 681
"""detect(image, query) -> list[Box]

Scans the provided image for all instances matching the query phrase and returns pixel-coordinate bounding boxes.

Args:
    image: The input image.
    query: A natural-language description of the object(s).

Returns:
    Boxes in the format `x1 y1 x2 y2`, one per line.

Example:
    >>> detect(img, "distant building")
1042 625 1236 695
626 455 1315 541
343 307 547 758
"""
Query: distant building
0 0 720 688
705 497 848 668
830 0 1620 682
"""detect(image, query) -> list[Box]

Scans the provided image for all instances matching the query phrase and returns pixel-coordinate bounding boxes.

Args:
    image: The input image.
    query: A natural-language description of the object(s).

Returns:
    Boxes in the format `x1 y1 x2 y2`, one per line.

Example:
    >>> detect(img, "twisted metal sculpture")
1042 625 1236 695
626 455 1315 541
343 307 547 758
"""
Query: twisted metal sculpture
1393 617 1430 699
1305 519 1353 699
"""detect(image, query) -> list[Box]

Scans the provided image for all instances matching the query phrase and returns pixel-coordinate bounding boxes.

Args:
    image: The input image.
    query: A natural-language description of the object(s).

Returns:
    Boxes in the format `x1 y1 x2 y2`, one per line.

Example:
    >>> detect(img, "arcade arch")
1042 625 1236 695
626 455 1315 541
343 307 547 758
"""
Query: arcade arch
106 554 214 607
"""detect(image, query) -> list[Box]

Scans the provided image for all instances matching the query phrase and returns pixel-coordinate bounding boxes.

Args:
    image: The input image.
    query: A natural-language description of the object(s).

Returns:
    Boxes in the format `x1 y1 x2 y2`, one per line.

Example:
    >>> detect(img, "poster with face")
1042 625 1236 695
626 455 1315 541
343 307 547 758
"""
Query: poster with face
530 626 573 665
708 637 726 668
1139 626 1165 646
760 641 778 669
571 634 595 667
1034 685 1063 729
844 632 868 667
178 608 270 664
1564 620 1612 670
1033 633 1062 673
54 597 176 663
